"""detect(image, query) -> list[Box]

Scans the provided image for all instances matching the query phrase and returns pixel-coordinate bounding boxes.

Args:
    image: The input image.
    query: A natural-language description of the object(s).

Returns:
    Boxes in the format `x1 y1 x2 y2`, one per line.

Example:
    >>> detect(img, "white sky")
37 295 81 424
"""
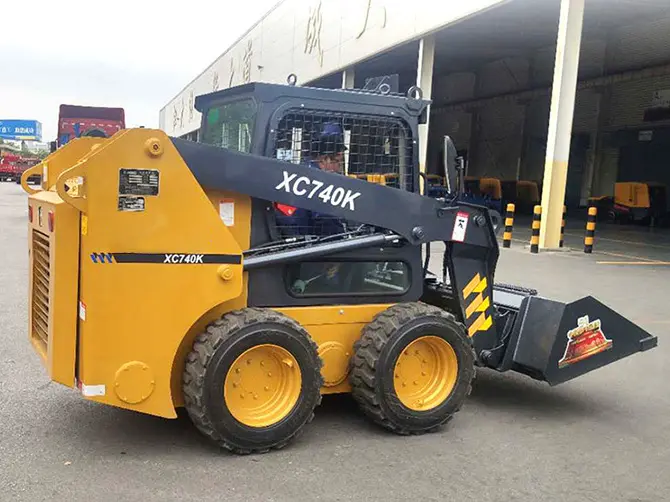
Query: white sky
0 0 279 141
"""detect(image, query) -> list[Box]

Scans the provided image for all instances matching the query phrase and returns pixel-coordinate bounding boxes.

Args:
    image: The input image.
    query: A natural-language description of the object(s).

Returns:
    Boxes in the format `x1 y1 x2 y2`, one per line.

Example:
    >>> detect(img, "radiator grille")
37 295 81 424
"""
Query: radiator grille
31 230 51 347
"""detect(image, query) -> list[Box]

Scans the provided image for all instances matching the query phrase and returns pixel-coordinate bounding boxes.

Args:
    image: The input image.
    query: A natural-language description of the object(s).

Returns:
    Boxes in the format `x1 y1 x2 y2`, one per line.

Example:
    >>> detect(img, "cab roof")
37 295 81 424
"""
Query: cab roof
194 82 430 118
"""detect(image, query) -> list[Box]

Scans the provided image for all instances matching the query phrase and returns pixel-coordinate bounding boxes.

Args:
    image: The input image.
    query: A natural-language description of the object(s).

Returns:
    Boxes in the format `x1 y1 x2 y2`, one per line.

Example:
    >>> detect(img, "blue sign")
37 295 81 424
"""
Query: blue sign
0 120 43 141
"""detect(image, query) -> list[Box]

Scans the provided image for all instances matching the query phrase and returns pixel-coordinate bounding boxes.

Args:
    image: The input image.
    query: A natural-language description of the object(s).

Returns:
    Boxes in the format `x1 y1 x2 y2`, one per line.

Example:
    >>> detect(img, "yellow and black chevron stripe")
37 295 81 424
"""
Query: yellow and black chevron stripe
462 273 493 337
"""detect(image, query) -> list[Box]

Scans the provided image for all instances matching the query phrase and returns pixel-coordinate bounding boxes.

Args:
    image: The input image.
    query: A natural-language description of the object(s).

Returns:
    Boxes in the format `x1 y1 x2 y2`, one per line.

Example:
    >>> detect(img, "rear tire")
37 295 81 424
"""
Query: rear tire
183 308 323 454
350 302 474 435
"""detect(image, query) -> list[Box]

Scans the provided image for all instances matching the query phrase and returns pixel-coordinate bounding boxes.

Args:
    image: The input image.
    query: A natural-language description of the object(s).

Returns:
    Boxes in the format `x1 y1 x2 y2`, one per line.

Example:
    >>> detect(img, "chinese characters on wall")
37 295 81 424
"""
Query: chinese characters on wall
304 1 323 67
357 0 387 39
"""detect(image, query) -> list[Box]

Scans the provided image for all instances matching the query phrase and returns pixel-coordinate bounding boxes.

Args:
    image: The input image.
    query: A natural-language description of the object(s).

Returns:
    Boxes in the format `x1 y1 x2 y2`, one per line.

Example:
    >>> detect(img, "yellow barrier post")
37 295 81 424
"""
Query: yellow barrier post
559 205 567 248
584 206 597 254
503 203 515 248
530 205 541 254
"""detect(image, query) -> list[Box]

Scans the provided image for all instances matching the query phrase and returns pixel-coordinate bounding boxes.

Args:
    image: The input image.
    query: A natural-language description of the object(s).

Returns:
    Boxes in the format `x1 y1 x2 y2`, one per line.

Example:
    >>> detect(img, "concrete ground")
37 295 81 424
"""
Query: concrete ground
0 181 667 502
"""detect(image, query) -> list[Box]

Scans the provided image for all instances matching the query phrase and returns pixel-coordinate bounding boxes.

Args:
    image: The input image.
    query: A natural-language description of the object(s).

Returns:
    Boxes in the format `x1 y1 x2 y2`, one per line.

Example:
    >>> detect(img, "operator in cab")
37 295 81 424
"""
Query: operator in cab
274 122 351 294
275 122 348 237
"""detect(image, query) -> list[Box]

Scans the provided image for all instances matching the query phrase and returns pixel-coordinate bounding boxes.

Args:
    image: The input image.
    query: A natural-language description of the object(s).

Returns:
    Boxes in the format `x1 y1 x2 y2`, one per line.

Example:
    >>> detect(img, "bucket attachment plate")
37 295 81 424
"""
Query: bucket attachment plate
510 295 658 386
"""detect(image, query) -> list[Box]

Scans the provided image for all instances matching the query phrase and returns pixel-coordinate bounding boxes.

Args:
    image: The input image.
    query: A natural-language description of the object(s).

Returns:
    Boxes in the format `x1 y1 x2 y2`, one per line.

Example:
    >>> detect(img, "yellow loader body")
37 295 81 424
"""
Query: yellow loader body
26 131 389 418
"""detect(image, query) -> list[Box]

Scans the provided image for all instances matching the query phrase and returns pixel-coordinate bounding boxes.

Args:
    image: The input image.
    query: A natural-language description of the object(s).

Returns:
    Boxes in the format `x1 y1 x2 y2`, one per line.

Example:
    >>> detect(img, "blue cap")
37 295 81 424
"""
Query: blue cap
320 122 343 137
316 122 346 155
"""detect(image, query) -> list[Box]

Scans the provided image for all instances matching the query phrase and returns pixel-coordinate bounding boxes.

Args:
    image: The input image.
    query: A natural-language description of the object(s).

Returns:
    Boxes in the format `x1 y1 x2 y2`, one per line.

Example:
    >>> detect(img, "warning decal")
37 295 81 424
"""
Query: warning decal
119 168 160 196
118 195 146 212
451 212 469 242
219 199 235 226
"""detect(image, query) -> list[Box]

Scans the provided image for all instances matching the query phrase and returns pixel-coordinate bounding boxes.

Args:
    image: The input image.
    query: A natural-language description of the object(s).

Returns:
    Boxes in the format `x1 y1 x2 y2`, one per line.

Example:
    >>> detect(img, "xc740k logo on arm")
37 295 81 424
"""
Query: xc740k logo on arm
275 171 361 211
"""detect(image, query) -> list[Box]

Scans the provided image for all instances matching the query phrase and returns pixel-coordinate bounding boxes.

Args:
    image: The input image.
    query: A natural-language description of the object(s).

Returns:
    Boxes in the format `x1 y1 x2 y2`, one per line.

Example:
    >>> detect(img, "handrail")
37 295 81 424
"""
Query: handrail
55 163 88 213
20 164 43 195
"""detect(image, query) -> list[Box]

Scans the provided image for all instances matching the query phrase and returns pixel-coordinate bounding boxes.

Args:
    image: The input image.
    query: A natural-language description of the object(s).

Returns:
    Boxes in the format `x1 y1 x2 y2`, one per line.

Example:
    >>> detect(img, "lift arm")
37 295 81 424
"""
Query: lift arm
172 138 498 249
172 137 500 345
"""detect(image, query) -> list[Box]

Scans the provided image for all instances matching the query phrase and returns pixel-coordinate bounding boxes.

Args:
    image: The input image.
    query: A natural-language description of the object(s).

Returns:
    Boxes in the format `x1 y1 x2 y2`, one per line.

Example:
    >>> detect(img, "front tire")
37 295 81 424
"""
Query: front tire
350 302 475 435
183 308 323 454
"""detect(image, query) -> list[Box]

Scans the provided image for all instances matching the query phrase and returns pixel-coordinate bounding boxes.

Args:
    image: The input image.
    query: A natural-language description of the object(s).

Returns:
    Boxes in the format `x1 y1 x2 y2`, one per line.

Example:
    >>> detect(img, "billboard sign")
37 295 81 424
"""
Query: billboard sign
0 120 43 141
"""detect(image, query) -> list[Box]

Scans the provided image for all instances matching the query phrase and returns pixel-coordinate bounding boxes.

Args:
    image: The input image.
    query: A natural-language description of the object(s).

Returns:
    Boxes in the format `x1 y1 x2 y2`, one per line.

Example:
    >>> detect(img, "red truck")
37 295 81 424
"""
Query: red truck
55 104 125 149
0 152 39 183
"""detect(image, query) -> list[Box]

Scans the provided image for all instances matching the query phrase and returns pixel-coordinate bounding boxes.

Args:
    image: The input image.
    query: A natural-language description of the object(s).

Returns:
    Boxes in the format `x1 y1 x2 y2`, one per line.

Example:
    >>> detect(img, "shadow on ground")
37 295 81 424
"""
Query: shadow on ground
40 368 606 457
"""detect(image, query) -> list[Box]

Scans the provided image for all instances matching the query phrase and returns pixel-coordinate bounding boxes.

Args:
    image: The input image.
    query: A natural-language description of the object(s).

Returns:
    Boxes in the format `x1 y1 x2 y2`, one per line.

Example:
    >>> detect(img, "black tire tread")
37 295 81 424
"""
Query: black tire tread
350 302 474 435
183 307 323 454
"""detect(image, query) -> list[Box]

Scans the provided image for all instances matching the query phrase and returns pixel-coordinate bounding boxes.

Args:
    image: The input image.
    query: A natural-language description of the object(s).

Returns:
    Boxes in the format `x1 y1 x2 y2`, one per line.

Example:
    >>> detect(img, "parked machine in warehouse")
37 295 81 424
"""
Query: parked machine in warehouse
21 81 657 455
589 181 668 226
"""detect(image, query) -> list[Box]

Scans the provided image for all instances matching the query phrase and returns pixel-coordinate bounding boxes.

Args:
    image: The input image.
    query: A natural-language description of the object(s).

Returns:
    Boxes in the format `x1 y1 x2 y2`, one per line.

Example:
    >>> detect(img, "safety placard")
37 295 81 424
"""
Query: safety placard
452 212 469 242
219 199 235 226
119 168 160 196
118 195 145 212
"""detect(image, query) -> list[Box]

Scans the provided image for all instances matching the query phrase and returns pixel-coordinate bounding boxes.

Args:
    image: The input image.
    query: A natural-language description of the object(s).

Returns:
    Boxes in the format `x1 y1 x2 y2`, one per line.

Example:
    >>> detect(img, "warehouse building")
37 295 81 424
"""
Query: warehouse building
159 0 670 248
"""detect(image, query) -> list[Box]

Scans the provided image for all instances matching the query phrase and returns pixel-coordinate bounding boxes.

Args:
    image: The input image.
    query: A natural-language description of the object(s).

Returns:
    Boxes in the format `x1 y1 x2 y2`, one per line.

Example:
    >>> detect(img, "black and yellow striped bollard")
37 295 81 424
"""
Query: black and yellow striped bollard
530 205 541 253
559 205 566 248
503 203 515 248
584 206 597 254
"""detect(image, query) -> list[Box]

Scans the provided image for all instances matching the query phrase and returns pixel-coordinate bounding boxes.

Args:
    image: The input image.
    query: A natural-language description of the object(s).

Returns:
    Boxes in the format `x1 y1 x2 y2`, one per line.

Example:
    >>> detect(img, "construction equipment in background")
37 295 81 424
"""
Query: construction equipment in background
22 81 657 454
0 150 40 184
501 180 541 214
589 181 668 226
52 104 126 151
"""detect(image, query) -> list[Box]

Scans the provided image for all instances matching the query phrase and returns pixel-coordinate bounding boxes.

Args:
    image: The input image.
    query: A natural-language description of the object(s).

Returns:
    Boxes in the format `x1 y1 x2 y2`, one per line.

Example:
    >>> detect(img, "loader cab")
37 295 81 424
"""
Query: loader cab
194 82 431 307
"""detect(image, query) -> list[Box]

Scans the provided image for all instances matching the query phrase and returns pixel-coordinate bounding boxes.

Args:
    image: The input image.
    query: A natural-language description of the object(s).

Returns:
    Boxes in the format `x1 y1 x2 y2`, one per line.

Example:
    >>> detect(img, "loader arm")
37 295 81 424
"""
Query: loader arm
171 137 656 382
172 137 501 349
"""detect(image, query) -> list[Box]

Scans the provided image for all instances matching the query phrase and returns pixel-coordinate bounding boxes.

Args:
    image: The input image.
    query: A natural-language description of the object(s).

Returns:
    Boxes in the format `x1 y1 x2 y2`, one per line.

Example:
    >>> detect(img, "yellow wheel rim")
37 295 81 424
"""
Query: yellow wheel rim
224 344 302 428
393 336 458 411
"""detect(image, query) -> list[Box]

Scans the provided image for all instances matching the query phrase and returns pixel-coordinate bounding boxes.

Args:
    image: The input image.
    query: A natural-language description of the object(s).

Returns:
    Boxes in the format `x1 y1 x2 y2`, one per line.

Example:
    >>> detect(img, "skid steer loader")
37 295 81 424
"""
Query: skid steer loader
22 81 657 454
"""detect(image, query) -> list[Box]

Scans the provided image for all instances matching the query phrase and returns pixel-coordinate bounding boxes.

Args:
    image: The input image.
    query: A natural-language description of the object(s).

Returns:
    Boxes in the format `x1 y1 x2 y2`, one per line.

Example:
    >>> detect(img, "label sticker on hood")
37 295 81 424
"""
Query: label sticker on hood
119 168 160 196
118 195 145 212
558 316 613 368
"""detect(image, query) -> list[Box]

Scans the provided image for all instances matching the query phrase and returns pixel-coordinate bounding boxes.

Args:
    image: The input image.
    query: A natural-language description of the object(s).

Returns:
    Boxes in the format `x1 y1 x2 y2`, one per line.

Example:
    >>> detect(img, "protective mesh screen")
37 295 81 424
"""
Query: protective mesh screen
272 108 414 238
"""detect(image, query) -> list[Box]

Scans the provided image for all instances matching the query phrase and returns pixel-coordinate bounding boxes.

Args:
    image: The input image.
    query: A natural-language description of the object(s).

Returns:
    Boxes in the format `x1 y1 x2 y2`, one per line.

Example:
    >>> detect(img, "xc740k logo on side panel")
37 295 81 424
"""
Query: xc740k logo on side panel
90 253 242 265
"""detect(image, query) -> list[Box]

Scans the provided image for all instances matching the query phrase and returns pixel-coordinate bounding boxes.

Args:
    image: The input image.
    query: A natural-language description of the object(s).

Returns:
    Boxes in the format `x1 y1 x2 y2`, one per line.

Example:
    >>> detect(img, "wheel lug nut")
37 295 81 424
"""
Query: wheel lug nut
247 359 252 365
265 386 270 391
395 373 400 379
235 368 241 374
413 381 418 385
240 394 245 399
415 350 420 355
232 382 238 388
260 361 265 367
253 394 258 400
267 372 272 377
421 371 426 376
402 382 407 387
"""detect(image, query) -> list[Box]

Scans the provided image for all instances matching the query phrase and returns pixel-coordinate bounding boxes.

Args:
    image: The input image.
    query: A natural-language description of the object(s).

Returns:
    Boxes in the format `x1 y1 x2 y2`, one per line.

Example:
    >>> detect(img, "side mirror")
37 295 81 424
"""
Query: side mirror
442 136 462 195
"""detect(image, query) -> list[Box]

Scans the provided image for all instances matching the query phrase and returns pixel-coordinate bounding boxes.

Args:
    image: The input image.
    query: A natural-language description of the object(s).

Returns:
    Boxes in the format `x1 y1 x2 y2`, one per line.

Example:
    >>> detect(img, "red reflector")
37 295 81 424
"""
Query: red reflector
48 211 55 232
275 203 297 216
28 206 33 222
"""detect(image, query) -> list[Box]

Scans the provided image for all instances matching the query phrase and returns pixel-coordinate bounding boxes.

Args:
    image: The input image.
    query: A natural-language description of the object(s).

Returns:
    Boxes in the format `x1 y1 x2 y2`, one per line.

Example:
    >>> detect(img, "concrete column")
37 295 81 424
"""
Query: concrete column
539 0 585 249
342 67 355 89
416 36 436 186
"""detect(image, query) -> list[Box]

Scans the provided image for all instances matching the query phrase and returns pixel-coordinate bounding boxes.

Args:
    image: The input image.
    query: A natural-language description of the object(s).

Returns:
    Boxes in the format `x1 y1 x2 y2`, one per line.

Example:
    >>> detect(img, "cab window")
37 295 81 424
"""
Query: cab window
286 261 410 296
202 98 256 153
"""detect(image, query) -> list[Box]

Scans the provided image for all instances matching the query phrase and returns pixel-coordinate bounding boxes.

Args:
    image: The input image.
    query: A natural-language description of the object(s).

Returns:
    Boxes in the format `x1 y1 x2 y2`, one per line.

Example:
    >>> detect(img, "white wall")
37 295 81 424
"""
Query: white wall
160 0 508 136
